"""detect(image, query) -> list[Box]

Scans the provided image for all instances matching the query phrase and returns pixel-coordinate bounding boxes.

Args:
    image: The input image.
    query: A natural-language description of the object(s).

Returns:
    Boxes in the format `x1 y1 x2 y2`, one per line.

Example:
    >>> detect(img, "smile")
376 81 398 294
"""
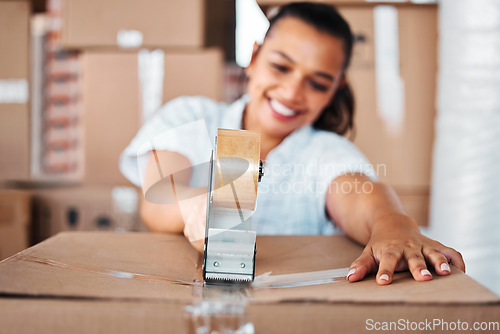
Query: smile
269 99 299 118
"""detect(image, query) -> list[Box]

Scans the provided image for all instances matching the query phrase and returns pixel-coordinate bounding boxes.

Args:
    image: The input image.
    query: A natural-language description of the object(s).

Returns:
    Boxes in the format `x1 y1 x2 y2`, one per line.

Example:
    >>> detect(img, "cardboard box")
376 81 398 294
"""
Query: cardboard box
0 189 31 260
340 5 438 189
51 0 233 53
0 232 498 333
397 188 430 227
0 1 31 181
341 5 438 227
81 48 223 185
31 185 143 242
54 0 204 49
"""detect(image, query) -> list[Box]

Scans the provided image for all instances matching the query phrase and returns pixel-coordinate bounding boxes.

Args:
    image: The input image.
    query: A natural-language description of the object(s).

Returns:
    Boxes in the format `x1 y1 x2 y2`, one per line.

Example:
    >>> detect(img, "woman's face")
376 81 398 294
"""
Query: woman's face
245 17 346 140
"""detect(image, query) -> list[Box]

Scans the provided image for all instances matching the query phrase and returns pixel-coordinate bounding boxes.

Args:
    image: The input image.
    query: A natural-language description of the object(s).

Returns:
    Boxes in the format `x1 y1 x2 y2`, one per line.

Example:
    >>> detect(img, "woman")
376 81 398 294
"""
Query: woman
120 2 464 285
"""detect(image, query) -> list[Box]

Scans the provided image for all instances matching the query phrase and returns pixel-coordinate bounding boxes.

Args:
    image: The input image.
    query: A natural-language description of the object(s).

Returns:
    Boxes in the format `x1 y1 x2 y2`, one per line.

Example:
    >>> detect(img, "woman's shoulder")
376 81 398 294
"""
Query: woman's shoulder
308 128 357 150
305 128 377 180
305 128 371 163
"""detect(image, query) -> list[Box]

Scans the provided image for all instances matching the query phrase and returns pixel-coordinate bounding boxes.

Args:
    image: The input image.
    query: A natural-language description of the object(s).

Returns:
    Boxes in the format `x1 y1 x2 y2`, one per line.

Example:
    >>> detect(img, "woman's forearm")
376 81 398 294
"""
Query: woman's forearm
326 173 412 245
140 197 184 233
140 150 193 233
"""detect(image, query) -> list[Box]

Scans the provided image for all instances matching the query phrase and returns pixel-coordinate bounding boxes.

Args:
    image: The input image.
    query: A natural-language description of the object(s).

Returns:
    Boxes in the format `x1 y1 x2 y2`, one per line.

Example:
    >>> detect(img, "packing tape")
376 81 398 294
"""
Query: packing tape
213 129 260 211
251 268 350 289
14 254 349 290
14 254 202 287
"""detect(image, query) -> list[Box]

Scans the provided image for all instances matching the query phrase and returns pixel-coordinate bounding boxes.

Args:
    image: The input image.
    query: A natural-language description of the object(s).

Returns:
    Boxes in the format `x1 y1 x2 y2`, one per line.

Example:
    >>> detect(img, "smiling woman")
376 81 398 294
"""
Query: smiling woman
119 1 464 286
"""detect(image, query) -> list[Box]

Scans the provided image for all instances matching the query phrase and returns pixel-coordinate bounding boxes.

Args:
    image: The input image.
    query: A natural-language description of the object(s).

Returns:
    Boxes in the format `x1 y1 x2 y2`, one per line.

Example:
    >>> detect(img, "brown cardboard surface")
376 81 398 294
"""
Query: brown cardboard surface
1 298 498 334
0 189 31 260
0 232 199 301
1 233 498 304
0 1 30 79
397 189 430 227
0 190 31 227
163 49 223 102
60 0 205 49
31 185 144 242
252 236 498 304
0 232 499 333
81 49 223 186
0 1 30 181
81 52 141 186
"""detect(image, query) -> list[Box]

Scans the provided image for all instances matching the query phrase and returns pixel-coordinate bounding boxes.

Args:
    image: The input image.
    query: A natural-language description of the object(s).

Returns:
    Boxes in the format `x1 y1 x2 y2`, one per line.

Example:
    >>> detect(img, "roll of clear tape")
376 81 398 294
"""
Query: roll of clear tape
212 129 260 211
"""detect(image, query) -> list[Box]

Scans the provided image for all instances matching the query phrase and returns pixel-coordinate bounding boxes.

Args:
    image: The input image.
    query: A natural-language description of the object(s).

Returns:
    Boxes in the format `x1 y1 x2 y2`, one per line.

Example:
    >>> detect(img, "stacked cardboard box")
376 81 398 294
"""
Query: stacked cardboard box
31 185 143 243
82 49 223 186
44 0 225 187
2 0 227 242
49 0 235 56
35 0 225 238
0 1 31 181
0 2 32 254
341 4 437 226
0 189 31 261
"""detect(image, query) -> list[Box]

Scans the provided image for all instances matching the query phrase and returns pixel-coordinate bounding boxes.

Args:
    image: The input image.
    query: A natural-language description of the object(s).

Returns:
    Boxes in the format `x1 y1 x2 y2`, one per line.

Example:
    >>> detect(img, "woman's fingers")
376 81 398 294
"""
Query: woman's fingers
190 239 204 253
403 248 433 281
443 247 466 272
181 194 207 253
375 249 403 285
347 249 377 282
422 246 451 276
422 243 466 273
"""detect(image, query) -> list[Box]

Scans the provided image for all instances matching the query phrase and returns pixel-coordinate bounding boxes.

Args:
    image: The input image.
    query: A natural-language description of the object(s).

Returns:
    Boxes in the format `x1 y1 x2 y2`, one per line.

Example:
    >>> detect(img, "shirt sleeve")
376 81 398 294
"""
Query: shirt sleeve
119 96 218 187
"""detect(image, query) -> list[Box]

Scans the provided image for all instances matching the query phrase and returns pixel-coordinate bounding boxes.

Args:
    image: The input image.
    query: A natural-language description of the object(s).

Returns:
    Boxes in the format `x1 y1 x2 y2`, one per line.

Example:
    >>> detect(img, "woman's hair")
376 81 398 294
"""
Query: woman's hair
264 2 355 136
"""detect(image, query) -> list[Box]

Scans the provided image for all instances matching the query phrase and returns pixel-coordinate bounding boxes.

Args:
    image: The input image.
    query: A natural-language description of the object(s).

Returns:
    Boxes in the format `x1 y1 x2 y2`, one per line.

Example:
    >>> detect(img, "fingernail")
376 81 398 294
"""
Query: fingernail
421 269 432 277
347 268 357 278
440 263 450 272
379 274 389 281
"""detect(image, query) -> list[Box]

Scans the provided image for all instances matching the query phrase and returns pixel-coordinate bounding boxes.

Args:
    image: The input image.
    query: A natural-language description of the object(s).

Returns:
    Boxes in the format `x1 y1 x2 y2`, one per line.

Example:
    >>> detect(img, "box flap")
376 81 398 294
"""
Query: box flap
253 236 500 304
252 236 500 304
0 232 201 302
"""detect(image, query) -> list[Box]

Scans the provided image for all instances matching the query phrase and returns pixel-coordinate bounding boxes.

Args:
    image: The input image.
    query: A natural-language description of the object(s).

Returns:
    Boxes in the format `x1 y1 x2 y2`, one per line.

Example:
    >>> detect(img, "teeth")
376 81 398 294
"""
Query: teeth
270 99 296 117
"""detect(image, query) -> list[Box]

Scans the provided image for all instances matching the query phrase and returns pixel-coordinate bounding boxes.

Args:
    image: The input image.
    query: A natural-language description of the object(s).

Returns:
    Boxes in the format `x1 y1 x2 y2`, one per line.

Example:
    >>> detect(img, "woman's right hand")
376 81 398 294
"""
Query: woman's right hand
178 194 207 253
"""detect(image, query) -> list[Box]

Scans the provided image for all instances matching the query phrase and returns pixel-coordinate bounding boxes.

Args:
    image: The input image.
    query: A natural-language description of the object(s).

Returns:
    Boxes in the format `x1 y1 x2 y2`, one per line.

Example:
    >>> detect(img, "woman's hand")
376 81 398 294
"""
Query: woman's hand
326 173 465 285
178 194 207 253
346 213 465 285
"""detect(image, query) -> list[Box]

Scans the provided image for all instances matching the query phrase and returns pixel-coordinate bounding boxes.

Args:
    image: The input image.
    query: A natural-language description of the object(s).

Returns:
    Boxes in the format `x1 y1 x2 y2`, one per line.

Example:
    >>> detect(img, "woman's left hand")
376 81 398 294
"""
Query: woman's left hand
346 212 465 285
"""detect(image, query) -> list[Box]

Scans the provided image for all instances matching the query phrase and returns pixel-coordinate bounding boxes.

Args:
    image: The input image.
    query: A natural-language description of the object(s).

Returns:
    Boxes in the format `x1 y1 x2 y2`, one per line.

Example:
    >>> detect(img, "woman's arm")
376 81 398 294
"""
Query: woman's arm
140 198 184 233
140 149 206 252
326 173 465 285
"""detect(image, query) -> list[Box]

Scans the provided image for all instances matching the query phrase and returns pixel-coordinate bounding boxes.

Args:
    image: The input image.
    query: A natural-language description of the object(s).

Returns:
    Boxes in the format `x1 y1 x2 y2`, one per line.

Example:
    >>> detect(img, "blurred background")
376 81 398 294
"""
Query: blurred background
0 0 498 295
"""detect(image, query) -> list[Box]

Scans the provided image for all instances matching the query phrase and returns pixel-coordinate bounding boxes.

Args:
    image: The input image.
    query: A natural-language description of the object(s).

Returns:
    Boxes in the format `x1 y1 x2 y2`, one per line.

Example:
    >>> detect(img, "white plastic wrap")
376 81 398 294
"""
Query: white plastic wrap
374 5 405 134
430 0 500 295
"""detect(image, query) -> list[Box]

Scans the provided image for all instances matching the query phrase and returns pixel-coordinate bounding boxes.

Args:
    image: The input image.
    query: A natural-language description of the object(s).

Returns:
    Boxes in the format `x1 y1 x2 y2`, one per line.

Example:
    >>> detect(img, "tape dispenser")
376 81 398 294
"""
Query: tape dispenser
203 129 264 284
